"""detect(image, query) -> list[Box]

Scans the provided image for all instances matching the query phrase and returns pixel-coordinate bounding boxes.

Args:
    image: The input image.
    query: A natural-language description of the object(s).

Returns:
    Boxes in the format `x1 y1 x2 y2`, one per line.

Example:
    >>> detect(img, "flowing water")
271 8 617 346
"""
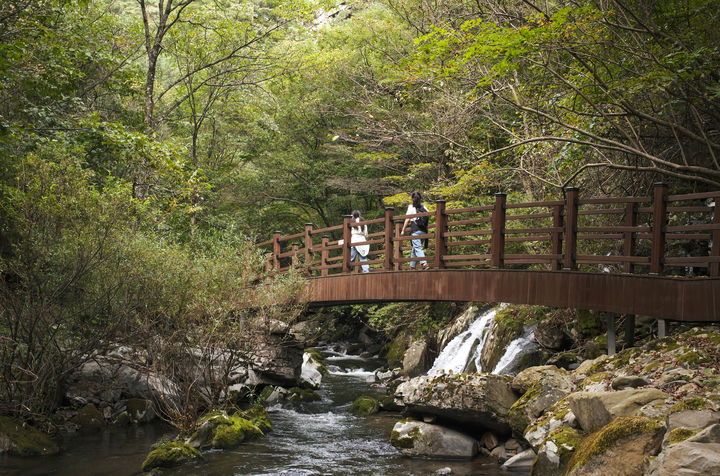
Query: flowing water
427 308 497 375
1 346 512 476
491 326 538 375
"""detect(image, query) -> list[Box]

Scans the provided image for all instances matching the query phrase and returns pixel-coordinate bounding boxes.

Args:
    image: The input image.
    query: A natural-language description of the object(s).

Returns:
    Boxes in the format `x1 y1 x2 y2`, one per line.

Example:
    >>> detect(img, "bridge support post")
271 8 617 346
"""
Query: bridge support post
606 312 617 356
272 231 282 271
491 193 506 268
434 200 447 269
657 319 666 338
384 207 394 271
342 215 352 274
304 223 314 271
320 236 329 277
711 198 720 277
563 187 579 270
624 314 636 347
650 183 668 275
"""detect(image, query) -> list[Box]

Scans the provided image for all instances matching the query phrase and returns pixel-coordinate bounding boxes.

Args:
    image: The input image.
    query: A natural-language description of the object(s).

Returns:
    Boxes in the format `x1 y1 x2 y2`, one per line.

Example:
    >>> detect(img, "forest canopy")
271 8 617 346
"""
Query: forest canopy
0 0 719 419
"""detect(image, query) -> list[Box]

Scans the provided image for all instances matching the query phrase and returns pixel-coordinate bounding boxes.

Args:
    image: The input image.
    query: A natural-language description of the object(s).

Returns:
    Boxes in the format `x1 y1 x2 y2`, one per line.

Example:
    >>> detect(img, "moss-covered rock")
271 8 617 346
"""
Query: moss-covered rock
141 441 202 472
112 411 132 426
70 403 105 433
187 410 265 450
0 416 59 456
565 416 665 476
665 427 699 445
286 387 321 402
386 333 410 369
669 397 714 414
531 426 584 475
349 396 380 416
234 405 272 433
211 416 263 449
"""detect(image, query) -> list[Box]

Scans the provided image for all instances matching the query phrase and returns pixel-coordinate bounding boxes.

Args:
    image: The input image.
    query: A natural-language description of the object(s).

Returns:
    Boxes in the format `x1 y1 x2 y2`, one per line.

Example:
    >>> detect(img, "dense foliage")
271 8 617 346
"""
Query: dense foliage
1 0 718 420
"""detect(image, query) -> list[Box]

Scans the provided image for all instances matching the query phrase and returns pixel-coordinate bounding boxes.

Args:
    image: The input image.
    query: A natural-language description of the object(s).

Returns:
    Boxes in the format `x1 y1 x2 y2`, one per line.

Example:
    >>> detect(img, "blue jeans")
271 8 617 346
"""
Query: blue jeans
410 230 427 268
350 246 370 273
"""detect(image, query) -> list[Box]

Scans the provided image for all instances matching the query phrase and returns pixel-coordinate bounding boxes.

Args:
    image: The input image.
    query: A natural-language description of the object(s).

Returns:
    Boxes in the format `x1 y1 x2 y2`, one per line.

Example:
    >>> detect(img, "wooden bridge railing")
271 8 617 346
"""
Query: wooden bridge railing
256 184 720 278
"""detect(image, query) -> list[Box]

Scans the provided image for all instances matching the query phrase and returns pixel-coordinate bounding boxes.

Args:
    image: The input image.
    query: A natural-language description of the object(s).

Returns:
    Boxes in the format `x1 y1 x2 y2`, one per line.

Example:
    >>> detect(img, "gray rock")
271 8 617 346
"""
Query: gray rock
500 448 535 472
648 425 720 476
567 389 669 432
667 410 720 431
611 376 650 390
573 355 609 376
436 305 479 351
395 374 518 434
402 338 430 377
535 321 568 350
299 352 323 389
504 438 521 451
246 336 304 386
479 431 499 450
512 365 572 394
490 445 507 460
390 420 478 459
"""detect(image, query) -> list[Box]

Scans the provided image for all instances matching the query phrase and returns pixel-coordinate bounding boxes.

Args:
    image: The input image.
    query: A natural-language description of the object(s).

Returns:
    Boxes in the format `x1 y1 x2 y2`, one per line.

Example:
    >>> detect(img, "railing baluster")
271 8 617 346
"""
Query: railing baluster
272 231 281 271
304 223 314 272
563 187 579 270
434 200 447 269
320 236 329 277
623 202 637 274
342 215 352 274
650 183 668 274
551 204 563 271
291 243 299 268
710 197 719 277
394 221 402 271
384 207 394 271
491 193 506 268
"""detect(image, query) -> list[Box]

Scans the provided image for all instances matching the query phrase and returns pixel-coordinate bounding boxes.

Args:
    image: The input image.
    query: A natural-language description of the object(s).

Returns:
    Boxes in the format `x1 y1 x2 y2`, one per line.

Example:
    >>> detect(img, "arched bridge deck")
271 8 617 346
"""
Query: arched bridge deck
258 185 720 321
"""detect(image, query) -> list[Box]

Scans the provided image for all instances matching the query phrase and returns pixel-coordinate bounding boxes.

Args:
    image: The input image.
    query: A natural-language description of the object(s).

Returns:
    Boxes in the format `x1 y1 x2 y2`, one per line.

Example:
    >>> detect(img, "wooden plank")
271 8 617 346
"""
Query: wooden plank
564 188 579 270
668 191 720 201
578 196 650 204
443 229 493 237
651 184 668 274
435 200 447 269
491 193 506 268
446 217 492 226
445 205 494 214
505 200 564 208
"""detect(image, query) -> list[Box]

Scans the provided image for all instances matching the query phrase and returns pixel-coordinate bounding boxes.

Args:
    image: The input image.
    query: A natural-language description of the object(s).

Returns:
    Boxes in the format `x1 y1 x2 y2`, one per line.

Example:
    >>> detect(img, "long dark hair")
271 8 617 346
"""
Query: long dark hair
411 191 423 209
351 210 364 227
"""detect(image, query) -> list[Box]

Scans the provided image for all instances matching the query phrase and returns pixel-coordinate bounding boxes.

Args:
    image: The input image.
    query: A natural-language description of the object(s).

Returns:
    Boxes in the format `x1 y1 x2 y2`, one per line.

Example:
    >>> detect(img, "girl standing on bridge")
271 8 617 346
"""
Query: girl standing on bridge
350 210 370 273
400 191 429 270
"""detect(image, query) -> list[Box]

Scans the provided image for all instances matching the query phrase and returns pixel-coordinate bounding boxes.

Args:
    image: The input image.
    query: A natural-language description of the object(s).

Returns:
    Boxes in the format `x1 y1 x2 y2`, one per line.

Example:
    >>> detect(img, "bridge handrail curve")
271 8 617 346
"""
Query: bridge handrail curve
258 185 720 278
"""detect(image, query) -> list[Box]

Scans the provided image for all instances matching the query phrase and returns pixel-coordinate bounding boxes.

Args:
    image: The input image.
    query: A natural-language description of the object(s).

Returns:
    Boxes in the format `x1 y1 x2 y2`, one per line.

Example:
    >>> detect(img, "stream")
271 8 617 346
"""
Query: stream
1 346 514 476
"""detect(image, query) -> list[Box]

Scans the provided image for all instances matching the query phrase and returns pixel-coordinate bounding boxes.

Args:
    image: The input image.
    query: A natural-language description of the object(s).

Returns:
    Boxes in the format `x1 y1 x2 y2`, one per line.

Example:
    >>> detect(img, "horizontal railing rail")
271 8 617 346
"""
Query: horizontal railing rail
258 184 720 278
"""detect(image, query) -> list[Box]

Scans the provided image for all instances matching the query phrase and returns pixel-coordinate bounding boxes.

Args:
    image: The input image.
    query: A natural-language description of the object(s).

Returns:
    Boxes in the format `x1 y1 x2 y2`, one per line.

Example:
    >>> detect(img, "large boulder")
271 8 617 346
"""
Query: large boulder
0 416 59 456
300 352 323 388
524 398 579 450
141 441 202 472
567 389 669 432
512 366 572 394
402 338 431 377
508 367 575 435
246 336 304 387
501 448 536 472
186 410 265 450
647 424 720 476
390 420 478 458
531 426 583 476
667 409 720 431
565 416 665 476
394 374 518 434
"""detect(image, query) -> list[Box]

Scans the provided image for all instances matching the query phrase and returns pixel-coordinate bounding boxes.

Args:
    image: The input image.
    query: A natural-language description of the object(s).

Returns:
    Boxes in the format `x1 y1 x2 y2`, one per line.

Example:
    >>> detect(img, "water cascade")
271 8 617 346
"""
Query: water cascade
492 325 538 375
428 307 498 375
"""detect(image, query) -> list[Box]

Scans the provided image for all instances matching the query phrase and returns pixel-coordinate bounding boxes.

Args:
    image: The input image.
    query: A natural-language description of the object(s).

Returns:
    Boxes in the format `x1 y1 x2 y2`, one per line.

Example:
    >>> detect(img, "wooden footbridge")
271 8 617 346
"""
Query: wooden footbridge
257 185 720 323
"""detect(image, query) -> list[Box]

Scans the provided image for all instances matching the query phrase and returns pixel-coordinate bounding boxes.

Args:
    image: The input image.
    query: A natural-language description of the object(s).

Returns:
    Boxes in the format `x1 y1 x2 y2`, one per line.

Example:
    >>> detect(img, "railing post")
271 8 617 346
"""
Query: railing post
320 236 329 277
711 198 720 277
384 207 395 271
272 231 282 271
434 200 447 269
650 183 668 274
394 221 402 271
623 202 637 274
291 243 299 268
563 187 579 270
491 193 506 268
342 215 352 274
304 223 314 271
551 204 563 271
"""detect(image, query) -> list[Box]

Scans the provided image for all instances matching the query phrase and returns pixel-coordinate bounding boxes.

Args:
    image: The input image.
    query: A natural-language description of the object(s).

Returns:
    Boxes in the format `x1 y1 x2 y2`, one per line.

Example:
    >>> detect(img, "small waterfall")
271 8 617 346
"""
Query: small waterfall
492 325 538 375
427 307 497 375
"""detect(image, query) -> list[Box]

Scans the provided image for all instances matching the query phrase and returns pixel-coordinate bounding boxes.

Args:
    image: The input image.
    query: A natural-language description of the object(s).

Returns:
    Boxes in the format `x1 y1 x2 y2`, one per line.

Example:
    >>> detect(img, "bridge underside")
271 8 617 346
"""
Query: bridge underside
307 270 720 322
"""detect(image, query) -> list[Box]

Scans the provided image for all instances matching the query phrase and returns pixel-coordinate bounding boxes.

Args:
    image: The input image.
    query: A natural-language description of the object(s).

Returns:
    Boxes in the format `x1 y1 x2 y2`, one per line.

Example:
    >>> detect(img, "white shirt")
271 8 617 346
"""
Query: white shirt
350 218 368 243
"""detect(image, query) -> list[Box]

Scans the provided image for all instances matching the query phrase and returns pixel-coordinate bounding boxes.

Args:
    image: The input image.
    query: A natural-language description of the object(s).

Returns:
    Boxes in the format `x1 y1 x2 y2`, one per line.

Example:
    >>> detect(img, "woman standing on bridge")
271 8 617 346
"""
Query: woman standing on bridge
350 210 370 273
401 191 429 270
